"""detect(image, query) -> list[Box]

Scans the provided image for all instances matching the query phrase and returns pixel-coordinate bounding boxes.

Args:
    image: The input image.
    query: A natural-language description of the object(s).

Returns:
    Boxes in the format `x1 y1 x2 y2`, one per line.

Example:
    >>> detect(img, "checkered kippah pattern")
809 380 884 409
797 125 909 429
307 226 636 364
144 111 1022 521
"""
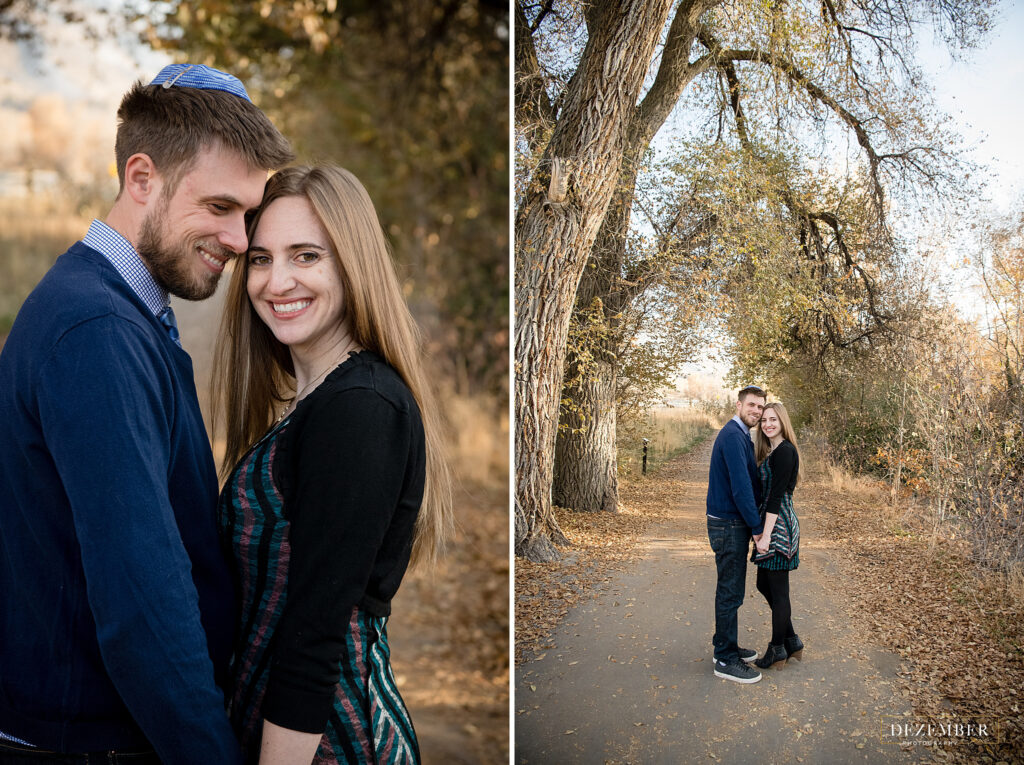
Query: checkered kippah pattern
148 64 251 102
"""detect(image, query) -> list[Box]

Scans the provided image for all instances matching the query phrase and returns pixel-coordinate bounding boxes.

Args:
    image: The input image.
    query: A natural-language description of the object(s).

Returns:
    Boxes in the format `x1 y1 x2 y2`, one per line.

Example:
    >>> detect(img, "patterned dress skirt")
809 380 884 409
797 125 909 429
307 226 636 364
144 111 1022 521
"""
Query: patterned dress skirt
218 417 420 764
751 459 800 571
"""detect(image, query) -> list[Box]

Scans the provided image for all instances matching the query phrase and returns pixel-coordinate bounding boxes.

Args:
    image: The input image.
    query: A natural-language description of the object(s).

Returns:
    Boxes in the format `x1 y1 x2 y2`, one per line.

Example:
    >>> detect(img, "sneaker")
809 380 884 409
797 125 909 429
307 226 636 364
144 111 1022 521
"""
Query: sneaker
714 659 762 684
738 646 758 662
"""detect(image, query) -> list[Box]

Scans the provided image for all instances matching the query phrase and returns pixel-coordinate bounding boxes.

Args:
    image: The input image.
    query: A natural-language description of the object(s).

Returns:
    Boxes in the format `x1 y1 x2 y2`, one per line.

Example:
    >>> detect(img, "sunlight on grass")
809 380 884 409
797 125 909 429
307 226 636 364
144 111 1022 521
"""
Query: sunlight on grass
825 461 884 501
619 406 722 478
0 197 90 333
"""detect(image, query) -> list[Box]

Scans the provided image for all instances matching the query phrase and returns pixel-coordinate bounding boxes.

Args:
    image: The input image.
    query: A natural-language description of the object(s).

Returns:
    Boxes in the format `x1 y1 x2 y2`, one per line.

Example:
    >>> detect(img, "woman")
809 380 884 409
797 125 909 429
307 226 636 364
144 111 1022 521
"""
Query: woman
751 402 803 670
212 165 453 764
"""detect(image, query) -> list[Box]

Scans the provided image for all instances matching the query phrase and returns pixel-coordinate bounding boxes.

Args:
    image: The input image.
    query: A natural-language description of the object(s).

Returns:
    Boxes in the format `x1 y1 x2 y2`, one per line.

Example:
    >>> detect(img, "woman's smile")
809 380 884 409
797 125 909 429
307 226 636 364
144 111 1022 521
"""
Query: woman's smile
246 195 349 360
268 298 313 317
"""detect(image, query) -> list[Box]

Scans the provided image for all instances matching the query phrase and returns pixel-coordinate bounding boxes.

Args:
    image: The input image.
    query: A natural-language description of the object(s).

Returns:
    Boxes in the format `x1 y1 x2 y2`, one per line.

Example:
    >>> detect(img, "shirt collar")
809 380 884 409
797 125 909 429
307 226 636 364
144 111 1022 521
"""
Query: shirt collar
731 414 750 435
82 219 169 317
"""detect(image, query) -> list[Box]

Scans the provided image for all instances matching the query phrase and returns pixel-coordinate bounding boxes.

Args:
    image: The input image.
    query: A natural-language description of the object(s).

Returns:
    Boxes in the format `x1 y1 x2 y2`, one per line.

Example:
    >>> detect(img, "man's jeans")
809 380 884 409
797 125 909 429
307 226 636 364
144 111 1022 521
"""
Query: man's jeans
707 517 750 663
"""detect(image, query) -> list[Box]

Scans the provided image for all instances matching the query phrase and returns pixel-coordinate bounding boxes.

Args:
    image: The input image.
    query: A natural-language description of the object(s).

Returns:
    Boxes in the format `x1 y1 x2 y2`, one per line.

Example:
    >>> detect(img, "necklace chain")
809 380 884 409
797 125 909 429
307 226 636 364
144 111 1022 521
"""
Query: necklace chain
276 348 359 424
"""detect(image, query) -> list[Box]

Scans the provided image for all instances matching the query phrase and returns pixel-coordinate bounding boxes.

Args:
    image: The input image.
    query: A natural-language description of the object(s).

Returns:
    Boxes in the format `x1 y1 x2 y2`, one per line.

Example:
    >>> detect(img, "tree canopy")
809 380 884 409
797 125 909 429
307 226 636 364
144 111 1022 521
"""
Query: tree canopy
139 0 510 395
514 0 995 559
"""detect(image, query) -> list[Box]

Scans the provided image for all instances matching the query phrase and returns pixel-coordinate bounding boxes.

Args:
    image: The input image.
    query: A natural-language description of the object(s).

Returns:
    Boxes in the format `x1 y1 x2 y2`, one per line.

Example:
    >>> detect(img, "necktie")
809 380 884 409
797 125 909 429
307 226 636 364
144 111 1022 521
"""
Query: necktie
158 306 182 347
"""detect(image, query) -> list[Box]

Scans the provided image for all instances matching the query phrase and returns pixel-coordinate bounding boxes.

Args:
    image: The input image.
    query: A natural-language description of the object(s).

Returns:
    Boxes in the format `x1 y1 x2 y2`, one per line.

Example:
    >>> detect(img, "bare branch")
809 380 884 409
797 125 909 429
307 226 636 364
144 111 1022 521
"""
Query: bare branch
698 23 888 213
515 0 556 152
631 0 722 144
707 39 893 341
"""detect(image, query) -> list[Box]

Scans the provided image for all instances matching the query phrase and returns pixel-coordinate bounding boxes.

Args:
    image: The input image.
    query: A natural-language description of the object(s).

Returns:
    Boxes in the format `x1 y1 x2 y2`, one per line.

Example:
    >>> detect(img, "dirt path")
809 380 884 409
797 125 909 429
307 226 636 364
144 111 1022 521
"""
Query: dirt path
516 439 917 764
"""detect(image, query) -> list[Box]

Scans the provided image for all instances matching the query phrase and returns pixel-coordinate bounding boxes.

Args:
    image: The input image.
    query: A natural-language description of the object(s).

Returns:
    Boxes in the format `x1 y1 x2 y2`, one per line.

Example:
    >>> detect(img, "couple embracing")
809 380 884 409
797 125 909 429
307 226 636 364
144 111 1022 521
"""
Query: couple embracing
0 65 450 763
706 386 803 685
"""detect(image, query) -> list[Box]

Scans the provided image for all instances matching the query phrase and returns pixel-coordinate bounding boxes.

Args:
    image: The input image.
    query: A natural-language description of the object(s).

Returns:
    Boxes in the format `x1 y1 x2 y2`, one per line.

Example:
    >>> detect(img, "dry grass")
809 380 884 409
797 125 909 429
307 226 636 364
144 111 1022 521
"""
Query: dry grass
390 390 509 763
0 197 91 333
824 462 885 500
1008 563 1024 605
444 390 509 487
619 406 720 478
807 462 1024 762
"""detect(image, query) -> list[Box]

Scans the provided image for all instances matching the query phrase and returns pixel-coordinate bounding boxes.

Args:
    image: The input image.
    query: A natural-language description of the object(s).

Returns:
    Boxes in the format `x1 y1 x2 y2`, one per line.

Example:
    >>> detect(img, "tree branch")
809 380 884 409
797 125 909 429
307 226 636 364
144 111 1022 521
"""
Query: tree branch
515 0 556 153
528 0 555 33
698 24 888 213
709 39 893 338
631 0 722 145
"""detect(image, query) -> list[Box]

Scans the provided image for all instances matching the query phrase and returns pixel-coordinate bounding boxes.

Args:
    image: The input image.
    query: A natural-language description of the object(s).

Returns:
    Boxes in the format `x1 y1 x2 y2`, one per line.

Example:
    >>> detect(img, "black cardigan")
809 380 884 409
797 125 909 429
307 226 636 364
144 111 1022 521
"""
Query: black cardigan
762 439 798 517
263 350 426 732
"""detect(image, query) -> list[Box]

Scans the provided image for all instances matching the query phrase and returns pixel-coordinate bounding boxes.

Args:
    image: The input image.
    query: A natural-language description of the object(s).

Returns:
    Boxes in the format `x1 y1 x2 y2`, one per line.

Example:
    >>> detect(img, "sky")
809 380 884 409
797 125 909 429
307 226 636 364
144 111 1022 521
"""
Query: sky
0 3 166 108
918 1 1024 211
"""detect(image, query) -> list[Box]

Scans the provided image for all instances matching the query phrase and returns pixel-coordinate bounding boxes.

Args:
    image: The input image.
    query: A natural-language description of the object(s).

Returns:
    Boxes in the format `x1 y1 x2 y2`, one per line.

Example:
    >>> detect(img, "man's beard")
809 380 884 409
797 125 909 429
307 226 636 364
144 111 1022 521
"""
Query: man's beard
137 211 225 301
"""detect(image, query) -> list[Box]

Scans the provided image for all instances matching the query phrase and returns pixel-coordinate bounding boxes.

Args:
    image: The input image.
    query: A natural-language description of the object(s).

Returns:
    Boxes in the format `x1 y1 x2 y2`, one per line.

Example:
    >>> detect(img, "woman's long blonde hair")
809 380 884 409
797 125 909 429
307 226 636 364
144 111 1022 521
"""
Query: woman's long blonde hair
212 164 453 567
755 402 804 486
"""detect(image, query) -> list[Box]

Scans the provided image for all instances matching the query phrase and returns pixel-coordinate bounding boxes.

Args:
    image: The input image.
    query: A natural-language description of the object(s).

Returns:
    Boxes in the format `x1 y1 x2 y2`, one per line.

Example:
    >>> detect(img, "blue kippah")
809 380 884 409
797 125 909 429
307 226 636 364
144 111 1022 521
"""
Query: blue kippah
148 64 252 103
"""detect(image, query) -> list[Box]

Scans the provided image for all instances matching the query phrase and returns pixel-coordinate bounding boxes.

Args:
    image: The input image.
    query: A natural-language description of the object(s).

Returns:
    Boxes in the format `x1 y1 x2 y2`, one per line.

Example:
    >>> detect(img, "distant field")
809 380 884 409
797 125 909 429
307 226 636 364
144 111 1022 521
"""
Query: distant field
618 406 723 478
0 197 89 336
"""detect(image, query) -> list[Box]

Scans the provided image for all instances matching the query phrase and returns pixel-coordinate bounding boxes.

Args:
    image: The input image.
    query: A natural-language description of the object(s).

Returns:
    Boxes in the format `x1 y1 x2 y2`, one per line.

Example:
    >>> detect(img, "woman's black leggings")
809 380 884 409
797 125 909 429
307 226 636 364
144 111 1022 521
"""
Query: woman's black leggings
756 567 796 646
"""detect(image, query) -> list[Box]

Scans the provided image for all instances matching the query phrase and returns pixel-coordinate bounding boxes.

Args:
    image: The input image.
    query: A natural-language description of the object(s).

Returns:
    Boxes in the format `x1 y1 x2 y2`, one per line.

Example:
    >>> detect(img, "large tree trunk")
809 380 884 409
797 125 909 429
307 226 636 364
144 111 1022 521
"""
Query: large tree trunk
550 169 636 514
548 2 720 517
553 355 619 512
514 0 675 561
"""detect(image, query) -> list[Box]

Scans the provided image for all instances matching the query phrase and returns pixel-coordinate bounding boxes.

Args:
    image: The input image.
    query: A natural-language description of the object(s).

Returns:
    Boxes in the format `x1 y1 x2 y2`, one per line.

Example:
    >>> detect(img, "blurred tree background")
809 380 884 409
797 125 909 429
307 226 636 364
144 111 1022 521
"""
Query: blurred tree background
0 1 509 761
138 0 509 396
3 0 509 398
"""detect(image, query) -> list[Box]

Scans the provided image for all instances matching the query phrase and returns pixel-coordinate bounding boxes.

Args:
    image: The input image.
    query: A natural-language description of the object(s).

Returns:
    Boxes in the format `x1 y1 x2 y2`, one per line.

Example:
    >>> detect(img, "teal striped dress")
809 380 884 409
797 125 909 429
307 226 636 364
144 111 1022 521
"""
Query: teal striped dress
751 451 800 571
218 416 420 764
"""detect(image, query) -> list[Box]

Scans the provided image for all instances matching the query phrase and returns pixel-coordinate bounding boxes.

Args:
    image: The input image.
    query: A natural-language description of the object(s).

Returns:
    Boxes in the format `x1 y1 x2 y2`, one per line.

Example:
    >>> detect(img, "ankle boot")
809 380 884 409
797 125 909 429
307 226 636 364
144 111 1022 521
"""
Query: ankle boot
754 642 788 669
784 635 804 661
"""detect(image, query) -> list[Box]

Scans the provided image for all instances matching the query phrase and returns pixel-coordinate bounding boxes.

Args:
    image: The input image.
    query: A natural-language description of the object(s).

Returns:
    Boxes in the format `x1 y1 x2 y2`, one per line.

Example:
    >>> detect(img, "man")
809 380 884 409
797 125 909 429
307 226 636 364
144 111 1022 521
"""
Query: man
706 385 768 684
0 65 293 763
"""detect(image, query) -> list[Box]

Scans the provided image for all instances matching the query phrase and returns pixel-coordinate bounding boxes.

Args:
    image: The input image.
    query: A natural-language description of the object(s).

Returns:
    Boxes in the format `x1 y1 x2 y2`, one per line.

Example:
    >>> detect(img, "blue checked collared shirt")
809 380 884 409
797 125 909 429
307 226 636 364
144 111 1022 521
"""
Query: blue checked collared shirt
82 220 169 317
0 729 33 746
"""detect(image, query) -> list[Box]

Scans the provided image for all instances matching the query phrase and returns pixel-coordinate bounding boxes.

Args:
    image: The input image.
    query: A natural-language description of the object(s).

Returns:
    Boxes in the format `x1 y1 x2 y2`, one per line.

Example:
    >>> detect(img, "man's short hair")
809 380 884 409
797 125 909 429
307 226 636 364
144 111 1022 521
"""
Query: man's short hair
738 385 767 402
114 81 294 194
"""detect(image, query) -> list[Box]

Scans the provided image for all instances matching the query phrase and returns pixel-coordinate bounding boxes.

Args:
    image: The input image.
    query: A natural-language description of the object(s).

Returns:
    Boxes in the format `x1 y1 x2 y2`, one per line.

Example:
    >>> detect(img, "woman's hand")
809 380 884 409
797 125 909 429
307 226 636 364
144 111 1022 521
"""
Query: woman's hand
757 513 778 554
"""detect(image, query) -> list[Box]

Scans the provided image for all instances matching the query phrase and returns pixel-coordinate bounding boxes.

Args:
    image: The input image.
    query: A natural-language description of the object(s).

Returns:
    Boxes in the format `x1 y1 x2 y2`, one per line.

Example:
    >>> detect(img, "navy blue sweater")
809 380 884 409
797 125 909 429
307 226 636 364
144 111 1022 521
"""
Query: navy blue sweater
0 243 241 763
706 417 764 534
